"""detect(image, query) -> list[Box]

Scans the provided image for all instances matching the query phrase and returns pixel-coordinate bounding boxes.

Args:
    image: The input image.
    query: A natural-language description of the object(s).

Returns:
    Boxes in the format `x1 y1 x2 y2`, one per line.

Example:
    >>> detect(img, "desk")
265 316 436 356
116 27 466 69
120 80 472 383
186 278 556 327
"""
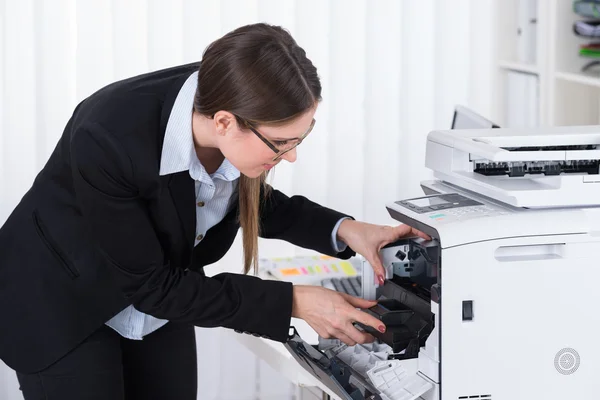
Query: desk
210 262 344 400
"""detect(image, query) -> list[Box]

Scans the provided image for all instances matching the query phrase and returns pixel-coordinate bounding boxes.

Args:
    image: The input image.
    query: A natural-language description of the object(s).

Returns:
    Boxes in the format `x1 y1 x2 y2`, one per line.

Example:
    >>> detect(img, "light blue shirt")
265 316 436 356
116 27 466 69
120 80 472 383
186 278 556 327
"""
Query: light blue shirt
105 71 348 340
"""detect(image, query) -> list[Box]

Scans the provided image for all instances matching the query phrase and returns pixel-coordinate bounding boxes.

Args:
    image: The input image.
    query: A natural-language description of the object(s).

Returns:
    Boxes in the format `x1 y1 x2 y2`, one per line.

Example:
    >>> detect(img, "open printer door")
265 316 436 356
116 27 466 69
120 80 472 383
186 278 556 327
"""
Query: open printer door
284 327 434 400
284 327 382 400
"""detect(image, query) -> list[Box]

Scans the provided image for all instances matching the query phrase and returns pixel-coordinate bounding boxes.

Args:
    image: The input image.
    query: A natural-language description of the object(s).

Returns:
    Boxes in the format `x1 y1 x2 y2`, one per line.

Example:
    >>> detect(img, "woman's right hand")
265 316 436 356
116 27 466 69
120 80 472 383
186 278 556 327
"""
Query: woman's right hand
291 285 386 346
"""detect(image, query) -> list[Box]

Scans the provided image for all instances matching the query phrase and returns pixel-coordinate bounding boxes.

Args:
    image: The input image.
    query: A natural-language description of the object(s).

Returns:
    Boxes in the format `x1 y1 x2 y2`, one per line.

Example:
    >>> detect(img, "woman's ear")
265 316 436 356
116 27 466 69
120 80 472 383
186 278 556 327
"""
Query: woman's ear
213 111 237 136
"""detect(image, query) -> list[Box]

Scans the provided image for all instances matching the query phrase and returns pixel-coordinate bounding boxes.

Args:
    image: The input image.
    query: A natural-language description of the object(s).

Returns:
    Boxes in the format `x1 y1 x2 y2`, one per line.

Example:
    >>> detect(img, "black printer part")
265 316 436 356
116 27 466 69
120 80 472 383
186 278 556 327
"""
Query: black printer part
354 280 434 356
384 278 432 316
395 249 407 261
353 325 426 358
407 248 422 262
366 299 414 326
415 245 435 264
431 284 441 304
408 240 439 274
462 300 473 321
357 309 433 356
474 159 600 177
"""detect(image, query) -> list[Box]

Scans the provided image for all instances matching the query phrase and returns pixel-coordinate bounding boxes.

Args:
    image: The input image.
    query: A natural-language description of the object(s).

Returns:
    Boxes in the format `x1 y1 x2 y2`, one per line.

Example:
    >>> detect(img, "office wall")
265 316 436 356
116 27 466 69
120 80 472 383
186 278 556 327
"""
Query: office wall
0 0 495 399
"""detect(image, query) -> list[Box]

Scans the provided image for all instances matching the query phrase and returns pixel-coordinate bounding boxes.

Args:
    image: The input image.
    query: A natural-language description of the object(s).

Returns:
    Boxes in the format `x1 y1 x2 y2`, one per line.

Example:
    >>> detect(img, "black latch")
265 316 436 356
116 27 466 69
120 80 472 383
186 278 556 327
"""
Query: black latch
462 300 473 321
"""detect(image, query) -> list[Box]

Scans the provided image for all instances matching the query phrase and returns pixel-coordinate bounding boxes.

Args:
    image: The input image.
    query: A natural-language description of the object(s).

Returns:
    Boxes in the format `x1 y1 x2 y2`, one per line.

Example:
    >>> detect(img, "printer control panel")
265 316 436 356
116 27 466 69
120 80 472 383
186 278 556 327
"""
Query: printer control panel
394 193 510 225
396 193 483 214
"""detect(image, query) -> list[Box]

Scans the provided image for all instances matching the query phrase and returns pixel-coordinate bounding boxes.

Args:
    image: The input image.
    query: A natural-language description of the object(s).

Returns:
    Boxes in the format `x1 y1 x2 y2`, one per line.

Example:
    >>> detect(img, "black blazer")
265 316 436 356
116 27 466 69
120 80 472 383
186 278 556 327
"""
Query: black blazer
0 62 355 373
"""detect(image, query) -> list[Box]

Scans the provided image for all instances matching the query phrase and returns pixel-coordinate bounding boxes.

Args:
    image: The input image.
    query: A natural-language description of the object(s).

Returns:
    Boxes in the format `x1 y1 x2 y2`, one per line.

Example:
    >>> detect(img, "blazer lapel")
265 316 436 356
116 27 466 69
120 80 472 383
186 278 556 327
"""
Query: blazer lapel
157 63 201 267
168 171 196 264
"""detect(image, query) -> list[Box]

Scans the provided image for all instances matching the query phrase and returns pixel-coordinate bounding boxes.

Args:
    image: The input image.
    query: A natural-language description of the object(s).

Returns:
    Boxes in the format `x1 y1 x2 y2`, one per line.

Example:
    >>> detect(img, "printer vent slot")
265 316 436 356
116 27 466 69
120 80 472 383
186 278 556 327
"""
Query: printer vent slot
502 144 597 151
474 159 600 177
457 395 492 399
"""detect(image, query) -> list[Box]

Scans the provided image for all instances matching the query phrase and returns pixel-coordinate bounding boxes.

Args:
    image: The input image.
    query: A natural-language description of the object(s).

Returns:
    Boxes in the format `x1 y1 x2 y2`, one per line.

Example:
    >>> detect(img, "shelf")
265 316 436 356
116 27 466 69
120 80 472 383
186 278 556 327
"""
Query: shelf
555 70 600 88
498 60 539 75
493 1 600 127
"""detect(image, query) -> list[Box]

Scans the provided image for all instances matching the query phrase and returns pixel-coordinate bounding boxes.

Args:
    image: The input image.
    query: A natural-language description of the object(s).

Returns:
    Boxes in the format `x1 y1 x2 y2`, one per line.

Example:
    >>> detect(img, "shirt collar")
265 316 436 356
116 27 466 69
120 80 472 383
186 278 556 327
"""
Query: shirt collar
188 156 240 184
159 71 240 183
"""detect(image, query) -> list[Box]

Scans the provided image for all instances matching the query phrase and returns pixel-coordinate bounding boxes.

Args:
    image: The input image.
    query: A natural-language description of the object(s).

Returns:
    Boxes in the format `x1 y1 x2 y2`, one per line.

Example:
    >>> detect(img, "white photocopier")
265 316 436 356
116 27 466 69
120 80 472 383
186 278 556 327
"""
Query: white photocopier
284 125 600 400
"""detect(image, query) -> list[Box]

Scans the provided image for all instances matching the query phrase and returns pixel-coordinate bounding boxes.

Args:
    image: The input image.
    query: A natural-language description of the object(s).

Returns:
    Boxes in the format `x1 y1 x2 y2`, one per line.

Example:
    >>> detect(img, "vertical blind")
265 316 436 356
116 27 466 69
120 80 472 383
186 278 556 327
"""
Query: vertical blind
0 1 495 398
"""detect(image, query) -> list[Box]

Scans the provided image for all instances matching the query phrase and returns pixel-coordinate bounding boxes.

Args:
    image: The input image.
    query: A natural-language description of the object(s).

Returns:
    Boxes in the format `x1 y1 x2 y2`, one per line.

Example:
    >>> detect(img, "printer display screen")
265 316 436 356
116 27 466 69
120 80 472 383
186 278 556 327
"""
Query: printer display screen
406 197 449 207
398 193 482 214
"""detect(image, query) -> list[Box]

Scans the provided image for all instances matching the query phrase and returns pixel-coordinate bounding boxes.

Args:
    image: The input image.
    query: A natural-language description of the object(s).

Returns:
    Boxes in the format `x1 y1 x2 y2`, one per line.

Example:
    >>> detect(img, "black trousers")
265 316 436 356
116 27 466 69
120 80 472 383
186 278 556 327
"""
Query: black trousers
16 322 197 400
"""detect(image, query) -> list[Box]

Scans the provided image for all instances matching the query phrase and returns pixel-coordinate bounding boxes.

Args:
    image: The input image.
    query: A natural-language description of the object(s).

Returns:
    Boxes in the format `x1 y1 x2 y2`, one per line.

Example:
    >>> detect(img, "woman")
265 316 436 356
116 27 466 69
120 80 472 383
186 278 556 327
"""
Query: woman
0 23 427 399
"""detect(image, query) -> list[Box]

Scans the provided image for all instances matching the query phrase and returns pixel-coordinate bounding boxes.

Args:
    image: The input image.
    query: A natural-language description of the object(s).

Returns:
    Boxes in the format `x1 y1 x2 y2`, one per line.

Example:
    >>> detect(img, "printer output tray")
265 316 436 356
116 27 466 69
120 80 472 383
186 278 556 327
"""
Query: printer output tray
284 327 383 400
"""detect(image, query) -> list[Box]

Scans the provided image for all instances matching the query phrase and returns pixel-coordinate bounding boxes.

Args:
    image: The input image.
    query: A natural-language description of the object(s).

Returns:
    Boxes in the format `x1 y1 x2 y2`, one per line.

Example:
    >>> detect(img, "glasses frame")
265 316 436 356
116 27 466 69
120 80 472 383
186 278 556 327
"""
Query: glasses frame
245 118 316 162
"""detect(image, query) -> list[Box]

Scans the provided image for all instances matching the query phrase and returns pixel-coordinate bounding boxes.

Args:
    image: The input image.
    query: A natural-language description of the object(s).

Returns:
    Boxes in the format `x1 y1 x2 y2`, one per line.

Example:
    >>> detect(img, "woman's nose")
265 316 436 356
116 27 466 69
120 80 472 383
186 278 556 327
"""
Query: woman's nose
281 147 297 163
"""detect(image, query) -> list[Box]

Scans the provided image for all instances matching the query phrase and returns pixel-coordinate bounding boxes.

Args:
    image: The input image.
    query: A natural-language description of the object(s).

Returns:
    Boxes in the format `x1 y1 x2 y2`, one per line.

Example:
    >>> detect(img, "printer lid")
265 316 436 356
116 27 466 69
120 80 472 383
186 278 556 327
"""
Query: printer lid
425 125 600 208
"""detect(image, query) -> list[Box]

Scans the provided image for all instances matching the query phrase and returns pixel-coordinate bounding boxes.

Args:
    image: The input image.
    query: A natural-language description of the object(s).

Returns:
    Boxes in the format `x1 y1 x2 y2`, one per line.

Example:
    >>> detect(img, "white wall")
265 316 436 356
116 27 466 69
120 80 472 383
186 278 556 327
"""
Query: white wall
0 0 495 399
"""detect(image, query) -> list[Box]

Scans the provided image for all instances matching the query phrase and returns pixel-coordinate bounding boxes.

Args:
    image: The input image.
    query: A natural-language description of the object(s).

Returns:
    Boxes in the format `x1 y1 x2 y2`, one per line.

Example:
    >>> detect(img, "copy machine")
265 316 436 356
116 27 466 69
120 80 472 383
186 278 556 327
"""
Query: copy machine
284 125 600 400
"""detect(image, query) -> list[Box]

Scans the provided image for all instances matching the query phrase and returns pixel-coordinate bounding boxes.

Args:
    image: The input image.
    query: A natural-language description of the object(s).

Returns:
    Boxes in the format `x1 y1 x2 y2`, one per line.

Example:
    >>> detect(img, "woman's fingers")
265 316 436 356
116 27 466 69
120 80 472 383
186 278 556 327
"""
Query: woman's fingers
340 293 377 309
326 322 374 346
333 297 385 344
336 332 357 347
342 293 385 333
343 322 377 344
293 286 386 347
348 307 386 334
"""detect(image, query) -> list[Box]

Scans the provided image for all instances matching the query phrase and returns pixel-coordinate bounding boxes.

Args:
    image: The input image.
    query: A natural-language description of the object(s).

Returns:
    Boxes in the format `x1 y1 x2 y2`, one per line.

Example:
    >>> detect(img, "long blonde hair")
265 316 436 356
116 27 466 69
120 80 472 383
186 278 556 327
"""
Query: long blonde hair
193 23 321 273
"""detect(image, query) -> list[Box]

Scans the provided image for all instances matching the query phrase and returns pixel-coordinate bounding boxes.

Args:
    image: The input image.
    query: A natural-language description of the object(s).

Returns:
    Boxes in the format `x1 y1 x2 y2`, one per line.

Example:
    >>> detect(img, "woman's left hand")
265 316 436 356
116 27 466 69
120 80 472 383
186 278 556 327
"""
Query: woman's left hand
337 219 431 286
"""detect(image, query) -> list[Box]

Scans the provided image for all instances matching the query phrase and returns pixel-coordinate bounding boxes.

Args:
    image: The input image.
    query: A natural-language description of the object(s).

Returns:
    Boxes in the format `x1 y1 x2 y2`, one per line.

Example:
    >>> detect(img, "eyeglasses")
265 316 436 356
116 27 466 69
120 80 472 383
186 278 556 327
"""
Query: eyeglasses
245 118 316 162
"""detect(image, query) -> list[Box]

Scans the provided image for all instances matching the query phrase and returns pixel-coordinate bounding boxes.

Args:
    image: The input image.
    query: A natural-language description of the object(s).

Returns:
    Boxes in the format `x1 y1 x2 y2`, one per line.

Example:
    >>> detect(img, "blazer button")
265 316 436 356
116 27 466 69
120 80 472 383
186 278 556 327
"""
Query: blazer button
252 333 260 337
234 329 242 334
197 234 204 241
243 331 251 335
197 201 205 207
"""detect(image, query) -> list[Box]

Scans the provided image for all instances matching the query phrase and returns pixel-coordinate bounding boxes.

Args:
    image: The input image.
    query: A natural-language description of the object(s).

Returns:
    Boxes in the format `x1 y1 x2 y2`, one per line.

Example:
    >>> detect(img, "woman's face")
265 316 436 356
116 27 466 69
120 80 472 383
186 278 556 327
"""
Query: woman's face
216 107 317 178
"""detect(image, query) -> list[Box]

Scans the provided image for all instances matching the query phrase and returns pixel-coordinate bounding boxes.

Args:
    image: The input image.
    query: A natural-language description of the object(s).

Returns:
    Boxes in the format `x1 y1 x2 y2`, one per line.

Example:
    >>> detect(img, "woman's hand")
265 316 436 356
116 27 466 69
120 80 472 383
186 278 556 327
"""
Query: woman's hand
337 220 430 286
292 285 384 346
